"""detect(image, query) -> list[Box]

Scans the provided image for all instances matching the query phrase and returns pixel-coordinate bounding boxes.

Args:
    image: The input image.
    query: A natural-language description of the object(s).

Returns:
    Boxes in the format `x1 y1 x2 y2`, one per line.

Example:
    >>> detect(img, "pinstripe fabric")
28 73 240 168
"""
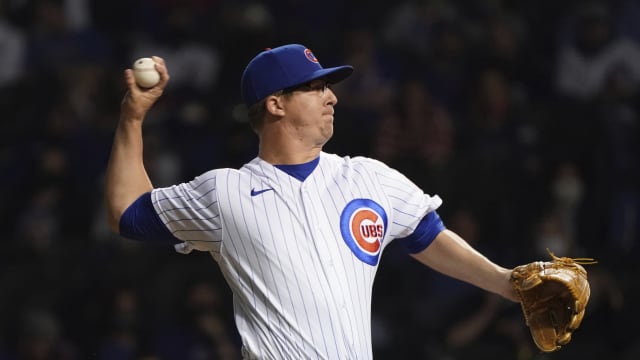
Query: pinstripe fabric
151 152 442 359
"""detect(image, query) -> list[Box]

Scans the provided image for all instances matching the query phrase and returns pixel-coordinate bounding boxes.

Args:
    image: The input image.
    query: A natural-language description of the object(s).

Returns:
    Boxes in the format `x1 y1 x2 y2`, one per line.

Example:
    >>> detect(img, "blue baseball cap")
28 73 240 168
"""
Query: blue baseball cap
241 44 354 106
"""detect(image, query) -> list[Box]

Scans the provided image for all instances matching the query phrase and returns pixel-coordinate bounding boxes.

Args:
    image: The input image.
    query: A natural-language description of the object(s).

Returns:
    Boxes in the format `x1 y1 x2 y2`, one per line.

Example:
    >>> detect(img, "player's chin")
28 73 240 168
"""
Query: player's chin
322 115 334 127
321 124 334 141
325 117 334 130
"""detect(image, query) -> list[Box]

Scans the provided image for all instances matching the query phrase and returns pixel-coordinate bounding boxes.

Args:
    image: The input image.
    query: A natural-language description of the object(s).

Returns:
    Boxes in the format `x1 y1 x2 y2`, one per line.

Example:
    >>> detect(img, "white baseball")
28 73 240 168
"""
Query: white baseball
132 57 160 88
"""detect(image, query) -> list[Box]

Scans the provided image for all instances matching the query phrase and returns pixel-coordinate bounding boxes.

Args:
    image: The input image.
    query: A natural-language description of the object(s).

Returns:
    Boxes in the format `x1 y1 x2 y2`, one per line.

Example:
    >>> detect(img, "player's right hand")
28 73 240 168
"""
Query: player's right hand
120 56 170 122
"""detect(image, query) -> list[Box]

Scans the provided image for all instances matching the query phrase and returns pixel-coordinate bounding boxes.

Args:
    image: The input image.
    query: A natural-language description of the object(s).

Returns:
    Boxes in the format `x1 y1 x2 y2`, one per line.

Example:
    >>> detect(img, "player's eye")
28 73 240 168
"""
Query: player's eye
283 79 331 94
306 80 331 93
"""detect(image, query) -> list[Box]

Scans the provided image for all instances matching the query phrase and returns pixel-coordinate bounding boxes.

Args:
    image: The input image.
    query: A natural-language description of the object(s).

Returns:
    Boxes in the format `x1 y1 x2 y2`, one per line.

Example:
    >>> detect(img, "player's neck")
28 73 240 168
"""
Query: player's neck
258 137 322 165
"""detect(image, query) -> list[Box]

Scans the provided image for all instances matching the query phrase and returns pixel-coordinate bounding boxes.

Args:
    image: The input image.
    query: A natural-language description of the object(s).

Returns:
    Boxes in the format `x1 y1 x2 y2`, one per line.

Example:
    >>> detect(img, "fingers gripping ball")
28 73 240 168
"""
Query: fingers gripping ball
510 250 596 353
132 57 160 88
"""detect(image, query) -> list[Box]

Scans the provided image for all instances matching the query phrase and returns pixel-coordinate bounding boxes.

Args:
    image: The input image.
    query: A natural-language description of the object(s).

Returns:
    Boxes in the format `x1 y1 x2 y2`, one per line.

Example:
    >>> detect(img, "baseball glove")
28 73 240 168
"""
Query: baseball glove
510 249 596 352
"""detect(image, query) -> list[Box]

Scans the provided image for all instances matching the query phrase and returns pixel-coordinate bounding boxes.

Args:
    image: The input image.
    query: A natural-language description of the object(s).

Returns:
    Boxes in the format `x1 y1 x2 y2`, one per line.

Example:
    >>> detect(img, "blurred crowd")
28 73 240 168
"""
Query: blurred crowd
1 0 639 359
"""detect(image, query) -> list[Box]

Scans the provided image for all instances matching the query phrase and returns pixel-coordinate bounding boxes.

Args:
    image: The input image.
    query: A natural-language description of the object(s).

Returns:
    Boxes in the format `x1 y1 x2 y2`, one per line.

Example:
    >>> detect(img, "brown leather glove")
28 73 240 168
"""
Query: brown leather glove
510 250 596 352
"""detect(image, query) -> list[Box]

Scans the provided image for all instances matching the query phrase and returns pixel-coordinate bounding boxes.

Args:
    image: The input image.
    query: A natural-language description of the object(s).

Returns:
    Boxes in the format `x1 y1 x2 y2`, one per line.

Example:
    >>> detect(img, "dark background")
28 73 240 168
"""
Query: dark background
1 0 639 359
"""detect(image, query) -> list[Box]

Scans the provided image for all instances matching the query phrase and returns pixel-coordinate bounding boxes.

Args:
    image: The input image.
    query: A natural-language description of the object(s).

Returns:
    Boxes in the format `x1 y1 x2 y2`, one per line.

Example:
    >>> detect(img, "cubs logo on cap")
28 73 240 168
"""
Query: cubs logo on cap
304 49 319 63
340 199 388 266
240 44 354 106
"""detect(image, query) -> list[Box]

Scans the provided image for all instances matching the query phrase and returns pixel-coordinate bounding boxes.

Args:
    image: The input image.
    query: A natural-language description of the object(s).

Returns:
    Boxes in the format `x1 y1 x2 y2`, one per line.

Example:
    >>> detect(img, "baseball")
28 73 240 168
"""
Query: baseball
132 57 160 88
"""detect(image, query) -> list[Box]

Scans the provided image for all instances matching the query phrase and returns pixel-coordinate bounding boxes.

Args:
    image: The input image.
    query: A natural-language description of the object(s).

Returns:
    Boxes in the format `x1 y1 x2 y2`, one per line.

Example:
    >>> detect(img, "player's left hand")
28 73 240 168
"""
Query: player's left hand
120 56 170 122
511 250 596 352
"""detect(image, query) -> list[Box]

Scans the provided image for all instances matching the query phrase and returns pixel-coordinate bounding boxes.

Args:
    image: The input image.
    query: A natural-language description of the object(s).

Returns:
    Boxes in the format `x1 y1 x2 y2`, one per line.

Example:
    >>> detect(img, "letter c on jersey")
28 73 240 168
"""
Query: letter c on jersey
340 199 388 266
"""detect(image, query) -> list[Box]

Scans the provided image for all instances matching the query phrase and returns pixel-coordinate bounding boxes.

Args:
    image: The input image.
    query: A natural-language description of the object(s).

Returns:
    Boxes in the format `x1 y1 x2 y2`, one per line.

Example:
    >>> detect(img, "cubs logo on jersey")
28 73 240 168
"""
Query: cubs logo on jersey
340 199 388 266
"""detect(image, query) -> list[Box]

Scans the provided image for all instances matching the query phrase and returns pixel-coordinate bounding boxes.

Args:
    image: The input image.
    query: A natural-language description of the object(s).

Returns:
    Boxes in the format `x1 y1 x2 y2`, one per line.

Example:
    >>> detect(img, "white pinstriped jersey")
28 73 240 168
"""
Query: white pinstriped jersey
151 152 442 359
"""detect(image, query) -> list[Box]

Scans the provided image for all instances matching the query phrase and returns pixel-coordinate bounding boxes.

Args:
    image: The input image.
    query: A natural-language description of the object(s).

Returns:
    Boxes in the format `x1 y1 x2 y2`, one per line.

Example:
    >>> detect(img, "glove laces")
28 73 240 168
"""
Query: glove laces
547 248 598 265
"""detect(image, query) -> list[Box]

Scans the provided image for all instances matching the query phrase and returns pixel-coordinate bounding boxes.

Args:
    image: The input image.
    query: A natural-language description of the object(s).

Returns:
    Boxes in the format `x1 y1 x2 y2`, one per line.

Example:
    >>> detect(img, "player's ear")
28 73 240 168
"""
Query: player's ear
265 95 286 117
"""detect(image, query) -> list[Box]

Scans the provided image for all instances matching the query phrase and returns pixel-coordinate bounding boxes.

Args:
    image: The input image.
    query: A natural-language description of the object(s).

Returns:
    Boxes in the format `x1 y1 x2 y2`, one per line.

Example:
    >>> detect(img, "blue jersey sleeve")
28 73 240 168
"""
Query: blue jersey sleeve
119 192 181 245
397 211 445 254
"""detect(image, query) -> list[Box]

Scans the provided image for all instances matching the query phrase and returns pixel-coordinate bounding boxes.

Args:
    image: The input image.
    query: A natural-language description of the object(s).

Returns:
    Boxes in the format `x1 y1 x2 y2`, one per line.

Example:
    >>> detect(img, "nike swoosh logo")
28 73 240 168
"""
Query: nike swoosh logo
251 188 274 196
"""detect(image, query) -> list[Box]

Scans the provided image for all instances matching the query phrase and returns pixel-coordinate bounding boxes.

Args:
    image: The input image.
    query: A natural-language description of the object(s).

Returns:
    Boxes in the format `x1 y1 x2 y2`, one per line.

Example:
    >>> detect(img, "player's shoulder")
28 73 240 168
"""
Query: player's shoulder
185 166 246 190
322 152 391 171
350 155 390 169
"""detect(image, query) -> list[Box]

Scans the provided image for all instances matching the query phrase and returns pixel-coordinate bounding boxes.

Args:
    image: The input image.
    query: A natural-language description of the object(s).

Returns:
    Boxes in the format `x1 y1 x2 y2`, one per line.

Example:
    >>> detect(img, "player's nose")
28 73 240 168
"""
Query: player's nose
326 87 338 106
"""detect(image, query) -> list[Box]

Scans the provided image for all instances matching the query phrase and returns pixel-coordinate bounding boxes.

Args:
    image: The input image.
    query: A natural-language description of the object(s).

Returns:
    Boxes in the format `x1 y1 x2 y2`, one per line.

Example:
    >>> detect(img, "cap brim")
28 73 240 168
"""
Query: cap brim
323 65 354 84
294 65 354 88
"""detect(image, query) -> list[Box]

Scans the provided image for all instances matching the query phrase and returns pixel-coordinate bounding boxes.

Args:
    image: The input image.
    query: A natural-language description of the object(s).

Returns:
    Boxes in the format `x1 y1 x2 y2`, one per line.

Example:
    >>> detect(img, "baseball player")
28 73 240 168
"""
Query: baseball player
105 44 519 359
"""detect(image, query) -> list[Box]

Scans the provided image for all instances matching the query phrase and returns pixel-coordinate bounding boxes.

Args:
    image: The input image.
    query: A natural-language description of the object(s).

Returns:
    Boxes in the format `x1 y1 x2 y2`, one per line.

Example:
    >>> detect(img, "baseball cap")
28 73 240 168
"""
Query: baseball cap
241 44 354 106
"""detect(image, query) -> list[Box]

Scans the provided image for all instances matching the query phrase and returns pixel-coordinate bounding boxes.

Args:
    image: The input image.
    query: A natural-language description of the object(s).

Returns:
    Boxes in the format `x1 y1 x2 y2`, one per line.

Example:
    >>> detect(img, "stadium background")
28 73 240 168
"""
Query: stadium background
0 0 638 358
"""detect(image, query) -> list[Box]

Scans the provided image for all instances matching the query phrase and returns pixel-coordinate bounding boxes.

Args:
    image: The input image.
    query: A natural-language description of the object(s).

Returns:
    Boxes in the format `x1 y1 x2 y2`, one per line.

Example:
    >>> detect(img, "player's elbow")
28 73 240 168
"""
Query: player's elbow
104 191 145 234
